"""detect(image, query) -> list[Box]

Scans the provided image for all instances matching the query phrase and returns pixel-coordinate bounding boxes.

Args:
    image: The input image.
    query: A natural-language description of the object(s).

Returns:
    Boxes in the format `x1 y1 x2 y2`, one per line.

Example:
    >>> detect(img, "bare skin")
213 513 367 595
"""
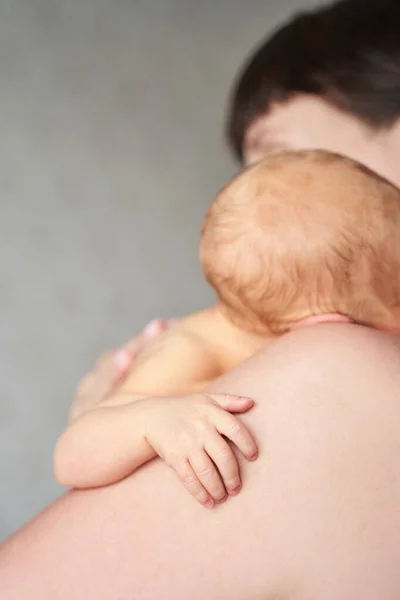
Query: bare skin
2 324 400 599
76 96 400 403
244 95 400 187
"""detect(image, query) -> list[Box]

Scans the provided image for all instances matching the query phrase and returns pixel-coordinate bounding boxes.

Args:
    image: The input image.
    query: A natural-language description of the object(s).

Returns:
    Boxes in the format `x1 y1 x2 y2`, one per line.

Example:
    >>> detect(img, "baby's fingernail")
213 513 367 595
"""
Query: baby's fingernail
230 485 241 496
229 395 253 403
204 498 214 508
113 350 132 371
143 319 163 338
250 451 258 461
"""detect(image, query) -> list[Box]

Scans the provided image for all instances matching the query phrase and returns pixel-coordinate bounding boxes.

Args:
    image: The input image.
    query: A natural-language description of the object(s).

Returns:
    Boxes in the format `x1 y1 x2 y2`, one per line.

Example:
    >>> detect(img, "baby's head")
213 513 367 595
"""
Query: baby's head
200 150 400 334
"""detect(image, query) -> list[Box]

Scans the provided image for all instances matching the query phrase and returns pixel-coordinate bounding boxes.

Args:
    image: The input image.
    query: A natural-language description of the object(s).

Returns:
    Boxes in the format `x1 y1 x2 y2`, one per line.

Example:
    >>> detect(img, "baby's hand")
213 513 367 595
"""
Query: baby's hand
141 393 257 508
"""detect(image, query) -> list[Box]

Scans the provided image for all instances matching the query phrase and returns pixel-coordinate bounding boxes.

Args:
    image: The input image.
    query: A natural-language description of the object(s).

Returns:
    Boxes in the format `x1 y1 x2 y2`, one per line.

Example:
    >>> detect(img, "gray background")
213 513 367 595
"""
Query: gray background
0 0 318 540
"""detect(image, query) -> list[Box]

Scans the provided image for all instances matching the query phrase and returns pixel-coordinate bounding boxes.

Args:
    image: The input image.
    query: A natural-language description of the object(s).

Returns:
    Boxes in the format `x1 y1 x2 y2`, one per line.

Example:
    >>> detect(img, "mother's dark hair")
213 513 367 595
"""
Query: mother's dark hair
227 0 400 161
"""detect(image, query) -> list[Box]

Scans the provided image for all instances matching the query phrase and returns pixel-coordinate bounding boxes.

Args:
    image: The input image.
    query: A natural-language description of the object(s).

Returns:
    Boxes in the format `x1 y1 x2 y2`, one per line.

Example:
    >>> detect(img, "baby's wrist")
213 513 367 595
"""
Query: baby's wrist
127 395 161 431
124 398 159 461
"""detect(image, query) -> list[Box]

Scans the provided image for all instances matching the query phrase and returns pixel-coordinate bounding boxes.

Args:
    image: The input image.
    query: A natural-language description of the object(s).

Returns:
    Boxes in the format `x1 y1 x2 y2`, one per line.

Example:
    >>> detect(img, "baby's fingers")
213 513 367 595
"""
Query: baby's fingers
204 393 254 414
204 433 241 497
189 450 227 504
173 459 215 508
218 414 258 462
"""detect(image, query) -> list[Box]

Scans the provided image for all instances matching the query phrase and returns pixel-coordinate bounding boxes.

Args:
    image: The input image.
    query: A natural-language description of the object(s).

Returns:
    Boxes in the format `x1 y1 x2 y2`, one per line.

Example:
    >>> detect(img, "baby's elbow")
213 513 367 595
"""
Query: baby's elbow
53 433 81 489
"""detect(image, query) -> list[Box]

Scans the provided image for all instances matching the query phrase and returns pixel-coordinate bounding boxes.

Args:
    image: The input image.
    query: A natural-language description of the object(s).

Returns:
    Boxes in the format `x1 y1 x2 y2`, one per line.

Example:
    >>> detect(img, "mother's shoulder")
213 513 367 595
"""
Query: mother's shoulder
212 324 400 405
266 324 399 368
253 324 400 400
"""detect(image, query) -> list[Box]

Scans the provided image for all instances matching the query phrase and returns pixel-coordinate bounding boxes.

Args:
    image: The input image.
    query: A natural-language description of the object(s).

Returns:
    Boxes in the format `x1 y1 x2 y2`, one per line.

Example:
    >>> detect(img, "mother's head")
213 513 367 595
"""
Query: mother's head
227 0 400 186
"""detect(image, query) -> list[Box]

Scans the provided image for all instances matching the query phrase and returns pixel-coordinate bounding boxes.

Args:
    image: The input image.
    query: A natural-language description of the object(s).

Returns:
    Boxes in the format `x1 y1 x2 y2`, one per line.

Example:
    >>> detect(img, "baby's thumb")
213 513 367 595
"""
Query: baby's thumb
205 393 254 413
114 349 133 370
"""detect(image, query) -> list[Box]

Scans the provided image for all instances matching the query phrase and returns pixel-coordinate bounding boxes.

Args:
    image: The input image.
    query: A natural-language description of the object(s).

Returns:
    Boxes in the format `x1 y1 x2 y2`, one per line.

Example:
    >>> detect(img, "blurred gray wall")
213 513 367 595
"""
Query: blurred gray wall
0 0 319 539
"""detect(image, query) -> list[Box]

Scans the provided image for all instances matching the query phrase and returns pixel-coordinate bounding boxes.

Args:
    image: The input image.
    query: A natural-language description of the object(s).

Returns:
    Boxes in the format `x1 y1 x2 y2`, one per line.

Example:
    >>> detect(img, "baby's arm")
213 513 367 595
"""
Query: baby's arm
56 313 258 506
69 322 221 423
115 325 222 396
54 393 258 508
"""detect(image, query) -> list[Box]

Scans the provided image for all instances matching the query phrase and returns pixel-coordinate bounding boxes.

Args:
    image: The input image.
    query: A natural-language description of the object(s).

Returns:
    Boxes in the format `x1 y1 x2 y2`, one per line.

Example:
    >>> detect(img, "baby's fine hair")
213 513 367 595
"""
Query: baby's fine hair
200 150 400 333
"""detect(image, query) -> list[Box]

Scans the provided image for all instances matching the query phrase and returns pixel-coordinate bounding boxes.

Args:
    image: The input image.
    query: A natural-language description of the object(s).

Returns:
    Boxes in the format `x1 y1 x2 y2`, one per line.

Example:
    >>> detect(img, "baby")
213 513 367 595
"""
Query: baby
55 150 400 508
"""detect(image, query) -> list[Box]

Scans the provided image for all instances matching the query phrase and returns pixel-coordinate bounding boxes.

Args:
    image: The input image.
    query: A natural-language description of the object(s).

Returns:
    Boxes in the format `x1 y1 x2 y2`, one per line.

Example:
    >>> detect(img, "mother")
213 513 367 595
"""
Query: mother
2 324 400 599
3 0 400 598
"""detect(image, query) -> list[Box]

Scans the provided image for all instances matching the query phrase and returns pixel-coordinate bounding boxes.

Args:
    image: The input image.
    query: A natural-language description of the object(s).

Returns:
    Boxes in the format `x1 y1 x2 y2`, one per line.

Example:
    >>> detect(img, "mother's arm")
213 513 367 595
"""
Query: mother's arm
2 325 400 600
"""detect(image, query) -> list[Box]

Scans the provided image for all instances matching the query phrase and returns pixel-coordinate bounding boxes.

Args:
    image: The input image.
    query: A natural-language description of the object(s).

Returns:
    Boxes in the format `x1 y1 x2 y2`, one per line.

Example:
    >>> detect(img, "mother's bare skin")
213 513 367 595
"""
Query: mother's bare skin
1 324 400 600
